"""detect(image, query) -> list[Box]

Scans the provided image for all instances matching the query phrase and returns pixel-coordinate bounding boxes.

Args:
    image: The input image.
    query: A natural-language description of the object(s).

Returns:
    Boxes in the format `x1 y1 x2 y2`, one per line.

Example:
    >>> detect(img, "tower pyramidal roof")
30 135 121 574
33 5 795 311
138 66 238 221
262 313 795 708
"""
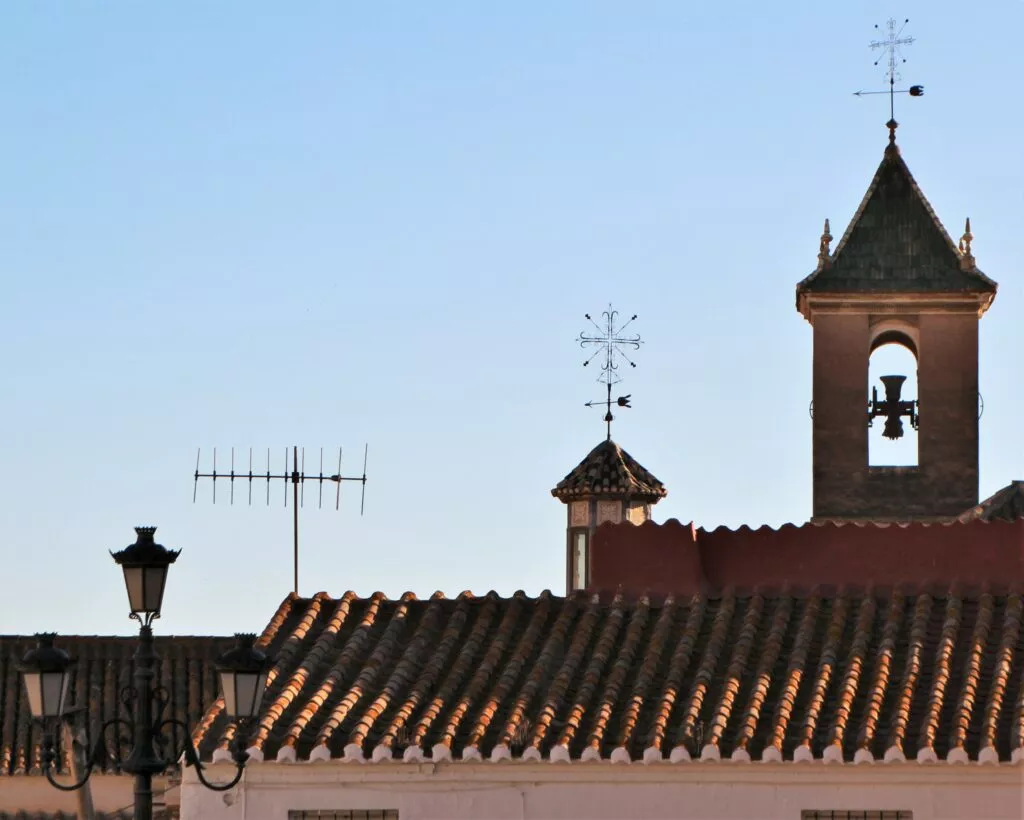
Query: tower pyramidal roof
797 125 997 318
551 438 666 502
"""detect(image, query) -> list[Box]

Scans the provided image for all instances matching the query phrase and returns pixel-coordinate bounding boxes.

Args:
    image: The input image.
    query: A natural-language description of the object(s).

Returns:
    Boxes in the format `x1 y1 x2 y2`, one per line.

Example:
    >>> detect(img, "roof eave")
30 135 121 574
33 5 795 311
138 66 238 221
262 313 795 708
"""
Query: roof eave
797 289 997 323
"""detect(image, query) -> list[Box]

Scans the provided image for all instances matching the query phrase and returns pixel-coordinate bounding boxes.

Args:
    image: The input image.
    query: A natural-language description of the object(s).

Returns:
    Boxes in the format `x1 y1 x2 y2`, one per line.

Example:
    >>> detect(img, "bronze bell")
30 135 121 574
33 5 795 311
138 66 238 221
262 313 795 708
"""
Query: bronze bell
880 375 907 403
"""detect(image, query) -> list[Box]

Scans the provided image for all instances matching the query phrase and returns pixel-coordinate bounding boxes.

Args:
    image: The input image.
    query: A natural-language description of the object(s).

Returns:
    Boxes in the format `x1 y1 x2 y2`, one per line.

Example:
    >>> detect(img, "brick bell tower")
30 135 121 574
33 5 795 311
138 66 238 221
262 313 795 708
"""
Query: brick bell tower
797 122 997 522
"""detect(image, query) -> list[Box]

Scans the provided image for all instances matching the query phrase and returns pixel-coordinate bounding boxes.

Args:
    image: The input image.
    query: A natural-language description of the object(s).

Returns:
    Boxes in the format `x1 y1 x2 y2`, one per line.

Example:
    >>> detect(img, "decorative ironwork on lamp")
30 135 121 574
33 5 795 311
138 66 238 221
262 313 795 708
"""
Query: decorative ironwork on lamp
19 527 273 819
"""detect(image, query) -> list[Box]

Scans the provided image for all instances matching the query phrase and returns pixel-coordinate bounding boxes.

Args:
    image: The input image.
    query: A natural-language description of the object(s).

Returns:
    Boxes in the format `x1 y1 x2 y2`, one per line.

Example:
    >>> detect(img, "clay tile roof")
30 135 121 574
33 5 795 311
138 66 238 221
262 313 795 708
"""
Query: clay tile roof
797 138 997 302
191 589 1024 764
958 481 1024 523
0 635 231 777
551 439 666 502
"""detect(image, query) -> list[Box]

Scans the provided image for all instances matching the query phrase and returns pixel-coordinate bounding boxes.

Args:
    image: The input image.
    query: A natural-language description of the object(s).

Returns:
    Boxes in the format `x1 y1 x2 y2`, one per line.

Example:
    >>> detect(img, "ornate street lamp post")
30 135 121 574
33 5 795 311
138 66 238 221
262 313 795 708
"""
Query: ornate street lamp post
19 526 271 820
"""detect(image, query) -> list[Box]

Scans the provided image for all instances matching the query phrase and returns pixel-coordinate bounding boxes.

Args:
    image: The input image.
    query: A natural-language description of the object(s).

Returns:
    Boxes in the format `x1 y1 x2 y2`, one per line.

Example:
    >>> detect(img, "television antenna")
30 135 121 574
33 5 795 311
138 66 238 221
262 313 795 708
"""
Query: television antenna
193 445 368 594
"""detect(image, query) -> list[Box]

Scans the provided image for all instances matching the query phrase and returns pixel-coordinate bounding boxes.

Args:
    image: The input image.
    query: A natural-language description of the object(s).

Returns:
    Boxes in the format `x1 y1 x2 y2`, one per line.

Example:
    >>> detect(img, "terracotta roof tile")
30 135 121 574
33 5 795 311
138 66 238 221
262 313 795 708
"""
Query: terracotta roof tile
17 586 1021 773
673 595 735 756
735 595 793 755
551 439 666 501
767 594 820 757
647 595 704 755
857 592 904 756
958 481 1024 523
982 595 1021 755
185 589 1024 765
886 592 931 756
614 594 677 752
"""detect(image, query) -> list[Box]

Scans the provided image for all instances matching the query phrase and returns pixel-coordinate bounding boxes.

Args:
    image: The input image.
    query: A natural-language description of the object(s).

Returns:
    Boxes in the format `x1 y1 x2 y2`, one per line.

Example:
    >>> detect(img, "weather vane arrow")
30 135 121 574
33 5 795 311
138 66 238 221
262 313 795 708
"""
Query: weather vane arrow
854 85 924 97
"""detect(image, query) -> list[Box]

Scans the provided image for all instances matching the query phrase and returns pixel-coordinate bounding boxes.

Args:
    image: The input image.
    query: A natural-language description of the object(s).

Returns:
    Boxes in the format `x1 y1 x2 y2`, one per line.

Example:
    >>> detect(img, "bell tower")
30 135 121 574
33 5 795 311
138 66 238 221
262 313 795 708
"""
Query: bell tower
797 123 997 522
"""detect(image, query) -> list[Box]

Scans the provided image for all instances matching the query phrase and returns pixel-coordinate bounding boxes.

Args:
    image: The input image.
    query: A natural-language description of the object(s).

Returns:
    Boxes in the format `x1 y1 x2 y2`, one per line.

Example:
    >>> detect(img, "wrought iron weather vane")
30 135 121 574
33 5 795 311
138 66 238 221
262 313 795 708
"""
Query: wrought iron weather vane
578 305 642 440
854 18 924 126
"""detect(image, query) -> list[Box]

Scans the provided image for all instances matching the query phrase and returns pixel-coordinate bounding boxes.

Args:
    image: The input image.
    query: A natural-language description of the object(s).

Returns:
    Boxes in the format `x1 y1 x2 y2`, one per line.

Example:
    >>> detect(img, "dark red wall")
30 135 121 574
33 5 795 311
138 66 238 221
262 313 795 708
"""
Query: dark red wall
590 517 1024 599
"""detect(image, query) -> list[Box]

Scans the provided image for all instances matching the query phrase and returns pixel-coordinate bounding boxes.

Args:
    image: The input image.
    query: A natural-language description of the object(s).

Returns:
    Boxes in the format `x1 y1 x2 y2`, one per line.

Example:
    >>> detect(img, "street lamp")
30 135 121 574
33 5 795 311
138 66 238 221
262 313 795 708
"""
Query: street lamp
19 526 272 820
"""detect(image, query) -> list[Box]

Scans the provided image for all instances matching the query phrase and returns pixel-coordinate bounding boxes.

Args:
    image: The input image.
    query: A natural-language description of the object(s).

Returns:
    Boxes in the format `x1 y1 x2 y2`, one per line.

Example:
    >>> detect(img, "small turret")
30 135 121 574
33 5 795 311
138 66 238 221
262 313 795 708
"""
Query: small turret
552 439 666 593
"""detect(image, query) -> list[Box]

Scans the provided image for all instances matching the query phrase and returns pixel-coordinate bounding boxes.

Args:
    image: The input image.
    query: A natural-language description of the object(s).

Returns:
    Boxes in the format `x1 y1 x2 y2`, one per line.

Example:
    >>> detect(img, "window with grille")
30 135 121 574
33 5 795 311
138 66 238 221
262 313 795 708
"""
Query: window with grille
288 812 398 820
802 812 912 820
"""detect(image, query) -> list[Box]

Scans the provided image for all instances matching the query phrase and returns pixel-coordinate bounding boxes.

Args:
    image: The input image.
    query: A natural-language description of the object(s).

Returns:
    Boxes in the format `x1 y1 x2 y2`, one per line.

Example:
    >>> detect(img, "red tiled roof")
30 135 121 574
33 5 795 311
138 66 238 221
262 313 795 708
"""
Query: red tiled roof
552 439 666 502
193 589 1024 765
0 635 230 777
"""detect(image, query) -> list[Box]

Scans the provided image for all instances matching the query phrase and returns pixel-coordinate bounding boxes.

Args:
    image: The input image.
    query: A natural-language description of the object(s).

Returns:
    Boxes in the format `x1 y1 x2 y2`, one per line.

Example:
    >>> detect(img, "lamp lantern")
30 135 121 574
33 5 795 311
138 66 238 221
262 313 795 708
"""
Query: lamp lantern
217 634 270 720
110 526 180 618
19 633 72 721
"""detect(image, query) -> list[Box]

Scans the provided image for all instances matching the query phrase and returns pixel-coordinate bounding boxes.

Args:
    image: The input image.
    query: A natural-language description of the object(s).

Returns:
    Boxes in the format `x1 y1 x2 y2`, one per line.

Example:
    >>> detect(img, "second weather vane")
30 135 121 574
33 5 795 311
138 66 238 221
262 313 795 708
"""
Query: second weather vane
854 17 924 123
578 305 642 441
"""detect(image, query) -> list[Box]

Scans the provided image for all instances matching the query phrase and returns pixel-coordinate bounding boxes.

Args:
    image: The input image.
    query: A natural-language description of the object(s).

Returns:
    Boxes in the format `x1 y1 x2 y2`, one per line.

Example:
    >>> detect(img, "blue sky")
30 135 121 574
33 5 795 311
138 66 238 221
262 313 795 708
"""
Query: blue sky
2 2 1021 636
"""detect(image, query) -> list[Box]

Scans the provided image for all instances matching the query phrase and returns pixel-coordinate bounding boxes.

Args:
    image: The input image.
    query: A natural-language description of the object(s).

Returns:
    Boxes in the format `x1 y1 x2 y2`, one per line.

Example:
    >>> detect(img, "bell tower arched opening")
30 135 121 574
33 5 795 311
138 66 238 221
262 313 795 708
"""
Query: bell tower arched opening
868 328 919 467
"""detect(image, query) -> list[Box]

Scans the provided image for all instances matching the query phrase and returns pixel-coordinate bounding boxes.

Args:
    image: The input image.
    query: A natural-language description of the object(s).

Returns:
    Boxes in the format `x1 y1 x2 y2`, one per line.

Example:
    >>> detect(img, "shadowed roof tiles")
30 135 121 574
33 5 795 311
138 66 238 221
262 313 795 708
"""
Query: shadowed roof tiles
190 588 1024 764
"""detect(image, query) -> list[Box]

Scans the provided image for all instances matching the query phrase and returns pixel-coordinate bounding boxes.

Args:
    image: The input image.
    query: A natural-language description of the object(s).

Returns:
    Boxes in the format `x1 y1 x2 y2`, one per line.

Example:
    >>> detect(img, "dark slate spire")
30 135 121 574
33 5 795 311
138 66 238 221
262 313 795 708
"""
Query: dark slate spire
797 127 997 317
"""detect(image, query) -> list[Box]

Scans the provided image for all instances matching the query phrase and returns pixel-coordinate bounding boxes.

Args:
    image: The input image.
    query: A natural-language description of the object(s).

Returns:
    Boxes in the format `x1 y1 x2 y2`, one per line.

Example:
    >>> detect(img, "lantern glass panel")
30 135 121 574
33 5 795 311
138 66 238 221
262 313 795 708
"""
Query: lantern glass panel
23 670 69 719
143 567 167 613
122 567 144 613
23 672 43 719
219 670 267 719
250 674 267 717
45 671 70 718
121 566 169 615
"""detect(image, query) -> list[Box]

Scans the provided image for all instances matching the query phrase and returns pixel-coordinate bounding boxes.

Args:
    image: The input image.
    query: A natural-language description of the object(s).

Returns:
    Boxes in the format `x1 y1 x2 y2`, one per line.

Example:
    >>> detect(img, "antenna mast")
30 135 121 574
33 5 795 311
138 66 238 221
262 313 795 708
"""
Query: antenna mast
193 444 368 595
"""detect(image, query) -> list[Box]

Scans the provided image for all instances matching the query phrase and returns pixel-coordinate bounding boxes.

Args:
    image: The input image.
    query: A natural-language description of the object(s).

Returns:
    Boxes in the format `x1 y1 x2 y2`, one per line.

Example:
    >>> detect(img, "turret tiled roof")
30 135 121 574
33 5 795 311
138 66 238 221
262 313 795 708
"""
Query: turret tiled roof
797 134 997 307
958 481 1024 523
551 439 666 502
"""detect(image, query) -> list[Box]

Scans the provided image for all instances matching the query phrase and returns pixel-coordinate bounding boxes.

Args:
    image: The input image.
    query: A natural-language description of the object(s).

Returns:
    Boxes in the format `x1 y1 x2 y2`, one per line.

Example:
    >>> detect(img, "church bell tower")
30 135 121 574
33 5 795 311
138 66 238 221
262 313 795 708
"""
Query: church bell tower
797 123 997 522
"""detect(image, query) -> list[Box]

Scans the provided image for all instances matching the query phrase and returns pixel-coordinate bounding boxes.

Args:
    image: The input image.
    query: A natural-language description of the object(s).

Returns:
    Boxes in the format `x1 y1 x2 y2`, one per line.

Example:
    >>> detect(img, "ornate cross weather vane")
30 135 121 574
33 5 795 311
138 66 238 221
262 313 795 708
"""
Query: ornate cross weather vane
577 305 643 441
854 17 924 128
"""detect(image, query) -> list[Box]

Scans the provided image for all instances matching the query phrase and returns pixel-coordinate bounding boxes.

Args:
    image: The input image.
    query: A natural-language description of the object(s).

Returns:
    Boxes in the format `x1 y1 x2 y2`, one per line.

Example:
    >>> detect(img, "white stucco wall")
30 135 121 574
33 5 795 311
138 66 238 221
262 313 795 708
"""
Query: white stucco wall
181 761 1024 820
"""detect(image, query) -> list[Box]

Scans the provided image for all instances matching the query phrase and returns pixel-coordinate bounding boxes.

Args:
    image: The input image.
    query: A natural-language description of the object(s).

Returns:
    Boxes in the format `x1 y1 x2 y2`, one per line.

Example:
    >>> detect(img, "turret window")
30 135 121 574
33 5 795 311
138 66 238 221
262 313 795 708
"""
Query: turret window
572 531 588 590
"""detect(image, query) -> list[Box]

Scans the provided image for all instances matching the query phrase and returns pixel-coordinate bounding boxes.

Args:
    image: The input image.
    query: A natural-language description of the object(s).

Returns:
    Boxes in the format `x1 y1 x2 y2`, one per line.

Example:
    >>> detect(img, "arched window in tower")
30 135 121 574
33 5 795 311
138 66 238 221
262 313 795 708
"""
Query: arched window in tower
868 332 919 467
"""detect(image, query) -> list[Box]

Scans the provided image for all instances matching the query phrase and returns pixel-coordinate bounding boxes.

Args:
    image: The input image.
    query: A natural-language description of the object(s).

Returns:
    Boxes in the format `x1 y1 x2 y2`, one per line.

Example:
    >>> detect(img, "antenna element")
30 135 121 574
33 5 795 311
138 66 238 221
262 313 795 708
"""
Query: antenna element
193 445 369 595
